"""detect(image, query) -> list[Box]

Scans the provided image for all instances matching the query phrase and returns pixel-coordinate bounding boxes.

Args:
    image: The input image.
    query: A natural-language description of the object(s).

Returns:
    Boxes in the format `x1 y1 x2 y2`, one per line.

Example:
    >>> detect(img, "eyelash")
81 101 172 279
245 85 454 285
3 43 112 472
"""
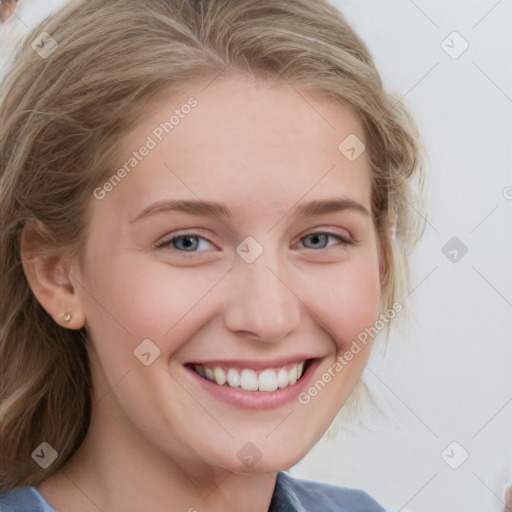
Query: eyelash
155 231 355 253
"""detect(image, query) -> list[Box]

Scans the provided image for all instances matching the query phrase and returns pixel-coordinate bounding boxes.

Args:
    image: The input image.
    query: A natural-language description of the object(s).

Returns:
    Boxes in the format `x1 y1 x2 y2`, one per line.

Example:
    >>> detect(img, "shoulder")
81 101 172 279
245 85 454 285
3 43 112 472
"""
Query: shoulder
270 471 396 512
0 486 57 512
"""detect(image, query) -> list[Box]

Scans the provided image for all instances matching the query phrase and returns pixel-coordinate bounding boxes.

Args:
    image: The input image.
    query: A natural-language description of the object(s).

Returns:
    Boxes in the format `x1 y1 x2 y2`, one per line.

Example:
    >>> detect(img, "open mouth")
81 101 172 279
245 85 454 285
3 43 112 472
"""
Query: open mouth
187 359 312 392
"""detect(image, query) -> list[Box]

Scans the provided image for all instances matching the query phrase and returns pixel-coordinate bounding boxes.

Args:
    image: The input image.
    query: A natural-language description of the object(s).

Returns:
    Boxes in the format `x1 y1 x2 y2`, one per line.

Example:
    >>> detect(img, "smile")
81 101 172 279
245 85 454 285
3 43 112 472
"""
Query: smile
190 360 309 392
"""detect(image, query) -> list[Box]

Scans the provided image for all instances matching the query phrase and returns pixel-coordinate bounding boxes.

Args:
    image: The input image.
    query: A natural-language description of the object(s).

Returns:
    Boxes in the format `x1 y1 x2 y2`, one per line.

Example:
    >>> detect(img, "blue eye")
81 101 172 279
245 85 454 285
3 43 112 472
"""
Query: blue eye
300 232 353 249
156 231 353 254
156 234 213 252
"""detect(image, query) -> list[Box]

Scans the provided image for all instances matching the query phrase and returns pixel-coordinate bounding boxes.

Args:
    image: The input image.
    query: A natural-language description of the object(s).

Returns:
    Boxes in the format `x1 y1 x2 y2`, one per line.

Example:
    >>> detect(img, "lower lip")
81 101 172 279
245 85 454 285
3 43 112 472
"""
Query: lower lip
185 359 321 410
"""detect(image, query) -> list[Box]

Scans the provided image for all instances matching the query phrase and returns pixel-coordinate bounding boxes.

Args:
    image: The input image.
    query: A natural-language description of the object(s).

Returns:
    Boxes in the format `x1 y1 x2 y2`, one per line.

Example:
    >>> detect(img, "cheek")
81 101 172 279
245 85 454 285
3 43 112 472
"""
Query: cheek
301 254 381 348
81 253 231 353
79 258 228 405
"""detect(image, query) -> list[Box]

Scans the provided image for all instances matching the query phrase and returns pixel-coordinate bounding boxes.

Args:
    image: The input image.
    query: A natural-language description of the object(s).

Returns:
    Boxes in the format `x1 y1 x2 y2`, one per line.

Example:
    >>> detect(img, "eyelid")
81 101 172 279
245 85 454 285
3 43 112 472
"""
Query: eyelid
298 227 354 244
154 230 218 251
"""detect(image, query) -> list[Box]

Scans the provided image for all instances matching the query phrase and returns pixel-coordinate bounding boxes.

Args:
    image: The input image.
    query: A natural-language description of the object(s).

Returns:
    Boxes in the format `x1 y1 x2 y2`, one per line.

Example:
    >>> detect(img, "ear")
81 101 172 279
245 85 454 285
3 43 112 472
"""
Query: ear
20 221 86 330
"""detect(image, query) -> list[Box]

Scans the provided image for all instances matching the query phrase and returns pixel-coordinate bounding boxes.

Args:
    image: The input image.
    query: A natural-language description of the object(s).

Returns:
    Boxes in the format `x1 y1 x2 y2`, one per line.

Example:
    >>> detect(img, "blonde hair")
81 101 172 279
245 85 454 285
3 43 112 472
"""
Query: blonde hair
0 0 426 490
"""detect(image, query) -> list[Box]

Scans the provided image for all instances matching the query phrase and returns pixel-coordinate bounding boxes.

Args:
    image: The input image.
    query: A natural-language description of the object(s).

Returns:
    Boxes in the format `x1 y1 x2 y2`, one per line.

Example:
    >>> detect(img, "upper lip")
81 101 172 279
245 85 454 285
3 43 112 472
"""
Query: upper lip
185 355 320 370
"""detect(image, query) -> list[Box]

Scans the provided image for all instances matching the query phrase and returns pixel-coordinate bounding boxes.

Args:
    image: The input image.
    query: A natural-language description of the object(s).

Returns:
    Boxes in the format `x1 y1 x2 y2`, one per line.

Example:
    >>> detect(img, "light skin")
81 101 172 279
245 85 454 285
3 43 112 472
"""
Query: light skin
22 74 384 512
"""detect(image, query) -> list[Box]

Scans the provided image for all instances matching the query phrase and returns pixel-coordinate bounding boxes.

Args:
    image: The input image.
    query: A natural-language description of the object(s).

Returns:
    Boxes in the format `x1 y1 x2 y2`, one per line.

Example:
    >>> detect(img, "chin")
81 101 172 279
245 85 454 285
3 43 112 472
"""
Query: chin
214 440 314 475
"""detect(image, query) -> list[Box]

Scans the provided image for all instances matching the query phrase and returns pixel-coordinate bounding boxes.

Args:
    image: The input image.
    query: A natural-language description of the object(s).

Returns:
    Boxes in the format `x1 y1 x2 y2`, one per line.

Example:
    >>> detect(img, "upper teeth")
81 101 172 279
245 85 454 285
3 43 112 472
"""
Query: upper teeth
193 362 306 392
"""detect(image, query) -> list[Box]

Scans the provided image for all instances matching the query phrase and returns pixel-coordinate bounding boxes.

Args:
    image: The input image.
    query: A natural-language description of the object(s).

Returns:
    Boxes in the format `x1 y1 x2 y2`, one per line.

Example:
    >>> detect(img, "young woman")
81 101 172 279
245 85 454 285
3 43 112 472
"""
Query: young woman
0 0 425 510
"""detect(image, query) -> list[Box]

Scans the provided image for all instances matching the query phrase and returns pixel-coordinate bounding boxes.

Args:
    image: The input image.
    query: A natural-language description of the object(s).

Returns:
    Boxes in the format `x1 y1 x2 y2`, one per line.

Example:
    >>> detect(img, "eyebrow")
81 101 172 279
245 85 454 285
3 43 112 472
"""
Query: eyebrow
129 197 371 224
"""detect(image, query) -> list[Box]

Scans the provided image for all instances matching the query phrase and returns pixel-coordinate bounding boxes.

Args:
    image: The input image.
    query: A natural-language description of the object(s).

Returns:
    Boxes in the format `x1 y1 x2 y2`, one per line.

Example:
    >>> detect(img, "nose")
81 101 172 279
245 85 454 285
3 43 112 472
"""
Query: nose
222 246 302 343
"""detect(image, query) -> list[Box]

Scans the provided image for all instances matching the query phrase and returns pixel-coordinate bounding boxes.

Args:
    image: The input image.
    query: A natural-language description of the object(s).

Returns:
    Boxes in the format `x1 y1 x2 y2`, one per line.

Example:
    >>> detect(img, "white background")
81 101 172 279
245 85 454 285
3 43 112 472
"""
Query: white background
1 1 511 511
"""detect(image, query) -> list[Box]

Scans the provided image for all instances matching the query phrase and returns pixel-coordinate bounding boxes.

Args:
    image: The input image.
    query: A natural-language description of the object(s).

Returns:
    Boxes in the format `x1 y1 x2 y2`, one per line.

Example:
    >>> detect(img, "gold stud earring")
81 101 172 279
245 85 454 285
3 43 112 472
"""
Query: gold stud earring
62 312 72 323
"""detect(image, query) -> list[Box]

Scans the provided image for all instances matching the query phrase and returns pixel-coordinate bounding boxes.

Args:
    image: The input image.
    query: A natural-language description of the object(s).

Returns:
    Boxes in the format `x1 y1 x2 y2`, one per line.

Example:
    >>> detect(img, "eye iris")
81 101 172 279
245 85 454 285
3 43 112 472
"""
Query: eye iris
304 233 328 249
175 236 199 251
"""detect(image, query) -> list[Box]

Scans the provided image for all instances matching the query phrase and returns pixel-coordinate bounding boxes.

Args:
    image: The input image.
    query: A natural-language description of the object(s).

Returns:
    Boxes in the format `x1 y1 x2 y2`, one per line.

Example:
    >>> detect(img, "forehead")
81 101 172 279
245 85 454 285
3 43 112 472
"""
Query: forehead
100 75 372 223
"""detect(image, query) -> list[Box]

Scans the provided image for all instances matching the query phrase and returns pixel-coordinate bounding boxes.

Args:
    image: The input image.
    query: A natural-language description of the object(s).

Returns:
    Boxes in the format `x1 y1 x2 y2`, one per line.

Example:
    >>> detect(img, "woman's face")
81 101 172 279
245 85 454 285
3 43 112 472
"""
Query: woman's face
74 75 382 473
